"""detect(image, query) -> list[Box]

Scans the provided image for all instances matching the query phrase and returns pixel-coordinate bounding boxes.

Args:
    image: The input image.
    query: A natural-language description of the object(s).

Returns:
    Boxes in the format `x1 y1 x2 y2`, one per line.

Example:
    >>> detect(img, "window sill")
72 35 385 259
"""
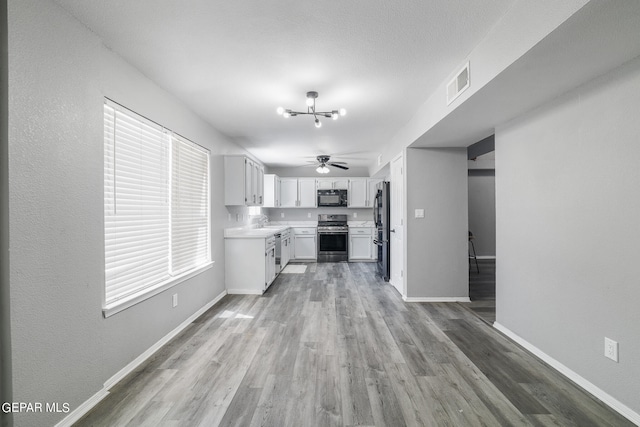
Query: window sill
103 261 215 318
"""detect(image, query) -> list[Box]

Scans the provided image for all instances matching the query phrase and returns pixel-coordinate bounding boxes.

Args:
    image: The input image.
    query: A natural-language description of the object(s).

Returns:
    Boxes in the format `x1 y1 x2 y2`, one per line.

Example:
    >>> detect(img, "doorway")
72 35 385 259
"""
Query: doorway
389 153 404 297
467 141 496 324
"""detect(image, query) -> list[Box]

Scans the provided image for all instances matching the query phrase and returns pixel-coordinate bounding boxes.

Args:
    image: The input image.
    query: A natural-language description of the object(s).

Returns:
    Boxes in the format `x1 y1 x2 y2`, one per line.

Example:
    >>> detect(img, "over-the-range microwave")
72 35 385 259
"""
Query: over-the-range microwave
317 189 348 207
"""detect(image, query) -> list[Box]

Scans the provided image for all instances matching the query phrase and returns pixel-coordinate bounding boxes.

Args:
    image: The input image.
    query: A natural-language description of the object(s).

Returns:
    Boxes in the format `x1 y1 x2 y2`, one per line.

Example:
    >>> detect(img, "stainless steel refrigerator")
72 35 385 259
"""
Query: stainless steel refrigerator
373 181 390 281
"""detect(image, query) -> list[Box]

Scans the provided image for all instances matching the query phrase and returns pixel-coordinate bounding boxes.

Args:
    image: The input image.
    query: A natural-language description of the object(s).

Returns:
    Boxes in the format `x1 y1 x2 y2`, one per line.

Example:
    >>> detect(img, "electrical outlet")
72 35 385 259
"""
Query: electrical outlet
307 212 311 218
228 213 232 221
604 337 618 362
172 294 178 308
281 212 285 218
353 212 357 218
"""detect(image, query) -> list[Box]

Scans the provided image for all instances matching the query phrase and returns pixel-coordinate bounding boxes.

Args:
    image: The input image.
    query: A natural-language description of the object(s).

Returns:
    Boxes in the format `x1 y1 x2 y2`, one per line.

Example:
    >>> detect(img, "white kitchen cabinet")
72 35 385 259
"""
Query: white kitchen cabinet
225 235 277 294
317 178 349 190
224 156 264 206
348 178 382 208
265 242 276 286
349 227 375 260
263 174 281 207
280 178 299 207
348 178 367 207
279 178 317 208
281 230 292 268
298 178 317 207
292 227 317 260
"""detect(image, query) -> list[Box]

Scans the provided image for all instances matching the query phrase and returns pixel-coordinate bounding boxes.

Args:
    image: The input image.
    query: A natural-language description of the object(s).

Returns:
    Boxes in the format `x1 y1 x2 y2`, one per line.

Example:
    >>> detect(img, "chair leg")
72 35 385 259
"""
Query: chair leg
469 240 480 273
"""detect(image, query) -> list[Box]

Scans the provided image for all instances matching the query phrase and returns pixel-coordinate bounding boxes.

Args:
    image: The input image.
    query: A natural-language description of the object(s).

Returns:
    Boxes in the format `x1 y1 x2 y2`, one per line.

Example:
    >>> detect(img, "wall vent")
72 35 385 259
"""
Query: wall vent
447 62 470 105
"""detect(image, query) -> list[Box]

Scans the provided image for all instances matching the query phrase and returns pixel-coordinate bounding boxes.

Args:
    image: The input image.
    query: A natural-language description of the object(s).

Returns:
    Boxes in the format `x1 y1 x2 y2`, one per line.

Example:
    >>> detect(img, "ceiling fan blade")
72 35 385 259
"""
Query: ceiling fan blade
330 163 349 170
330 161 347 164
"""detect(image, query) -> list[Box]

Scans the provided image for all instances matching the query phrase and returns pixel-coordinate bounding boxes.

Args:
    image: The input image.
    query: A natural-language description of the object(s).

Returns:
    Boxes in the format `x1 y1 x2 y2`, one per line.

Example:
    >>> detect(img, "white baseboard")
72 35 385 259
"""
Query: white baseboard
493 322 640 426
53 388 109 427
403 296 471 303
55 290 227 427
226 289 263 295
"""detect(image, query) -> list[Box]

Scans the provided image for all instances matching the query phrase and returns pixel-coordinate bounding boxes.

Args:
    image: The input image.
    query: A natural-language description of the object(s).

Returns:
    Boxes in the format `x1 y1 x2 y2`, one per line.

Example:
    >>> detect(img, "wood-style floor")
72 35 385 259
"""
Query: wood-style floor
468 258 496 325
76 262 631 426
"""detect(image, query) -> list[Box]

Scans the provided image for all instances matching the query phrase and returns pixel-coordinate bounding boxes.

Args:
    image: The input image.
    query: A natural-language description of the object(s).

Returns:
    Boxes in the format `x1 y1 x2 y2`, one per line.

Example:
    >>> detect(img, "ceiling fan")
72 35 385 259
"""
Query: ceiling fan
315 155 349 174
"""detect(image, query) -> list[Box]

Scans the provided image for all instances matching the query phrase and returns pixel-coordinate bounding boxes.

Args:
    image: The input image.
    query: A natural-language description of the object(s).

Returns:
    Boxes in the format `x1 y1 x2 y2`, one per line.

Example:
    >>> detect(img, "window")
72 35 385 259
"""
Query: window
103 100 211 315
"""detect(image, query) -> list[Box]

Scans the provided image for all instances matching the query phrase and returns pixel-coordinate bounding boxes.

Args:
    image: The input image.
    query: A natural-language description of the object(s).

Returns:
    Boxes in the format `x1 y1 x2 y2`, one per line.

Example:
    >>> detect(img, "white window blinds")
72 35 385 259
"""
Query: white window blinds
104 101 210 307
171 137 210 275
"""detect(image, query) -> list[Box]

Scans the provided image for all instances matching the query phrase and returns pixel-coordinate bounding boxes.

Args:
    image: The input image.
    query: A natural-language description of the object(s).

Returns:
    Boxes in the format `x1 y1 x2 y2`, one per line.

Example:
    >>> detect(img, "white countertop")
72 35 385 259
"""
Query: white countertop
224 220 373 239
224 225 289 239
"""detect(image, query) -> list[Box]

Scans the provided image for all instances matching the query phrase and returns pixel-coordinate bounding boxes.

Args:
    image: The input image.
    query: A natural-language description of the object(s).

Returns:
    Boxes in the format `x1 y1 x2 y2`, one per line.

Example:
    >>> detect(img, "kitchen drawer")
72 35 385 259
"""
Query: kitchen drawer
292 227 316 235
350 227 372 236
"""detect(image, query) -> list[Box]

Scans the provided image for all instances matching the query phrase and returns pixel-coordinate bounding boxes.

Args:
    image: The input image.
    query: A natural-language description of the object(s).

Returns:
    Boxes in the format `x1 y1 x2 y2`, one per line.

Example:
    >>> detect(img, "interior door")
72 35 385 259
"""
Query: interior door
390 153 404 296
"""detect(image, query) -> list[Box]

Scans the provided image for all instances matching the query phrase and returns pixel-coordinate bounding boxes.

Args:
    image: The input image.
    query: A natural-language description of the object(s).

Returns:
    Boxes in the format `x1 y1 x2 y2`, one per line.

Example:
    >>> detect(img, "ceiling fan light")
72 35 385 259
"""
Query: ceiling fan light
276 106 284 115
331 110 339 120
316 165 329 174
339 108 347 116
315 118 322 128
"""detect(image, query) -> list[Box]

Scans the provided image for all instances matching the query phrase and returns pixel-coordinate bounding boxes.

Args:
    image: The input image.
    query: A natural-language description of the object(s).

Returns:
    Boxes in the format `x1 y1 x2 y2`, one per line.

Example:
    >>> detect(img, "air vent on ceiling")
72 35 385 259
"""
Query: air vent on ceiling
447 62 470 105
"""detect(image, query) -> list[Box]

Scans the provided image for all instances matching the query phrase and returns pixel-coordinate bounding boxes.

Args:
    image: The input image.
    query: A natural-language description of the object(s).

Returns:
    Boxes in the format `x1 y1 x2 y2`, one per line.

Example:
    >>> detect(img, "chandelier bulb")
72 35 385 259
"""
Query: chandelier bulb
331 110 339 120
339 108 347 116
276 106 284 115
283 110 291 118
315 118 322 128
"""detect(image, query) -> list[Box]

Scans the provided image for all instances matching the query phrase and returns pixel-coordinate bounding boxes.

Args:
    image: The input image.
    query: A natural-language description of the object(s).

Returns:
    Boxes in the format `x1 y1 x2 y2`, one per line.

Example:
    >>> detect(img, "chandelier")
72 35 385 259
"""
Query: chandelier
277 91 346 128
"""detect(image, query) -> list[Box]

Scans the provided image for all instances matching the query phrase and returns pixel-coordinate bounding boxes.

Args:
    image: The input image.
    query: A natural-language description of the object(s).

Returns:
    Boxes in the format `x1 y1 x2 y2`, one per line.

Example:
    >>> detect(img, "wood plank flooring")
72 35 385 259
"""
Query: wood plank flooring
468 259 496 324
75 262 632 426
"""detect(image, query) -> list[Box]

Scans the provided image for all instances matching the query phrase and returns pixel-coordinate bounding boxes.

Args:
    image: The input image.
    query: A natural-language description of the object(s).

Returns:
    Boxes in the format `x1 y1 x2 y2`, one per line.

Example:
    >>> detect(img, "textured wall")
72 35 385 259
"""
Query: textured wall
7 1 242 425
496 55 640 415
405 148 468 299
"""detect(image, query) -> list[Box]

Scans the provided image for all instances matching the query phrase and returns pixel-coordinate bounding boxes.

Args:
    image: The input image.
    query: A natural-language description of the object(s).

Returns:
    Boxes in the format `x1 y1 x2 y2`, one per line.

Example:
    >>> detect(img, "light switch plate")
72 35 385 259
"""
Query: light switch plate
415 209 425 218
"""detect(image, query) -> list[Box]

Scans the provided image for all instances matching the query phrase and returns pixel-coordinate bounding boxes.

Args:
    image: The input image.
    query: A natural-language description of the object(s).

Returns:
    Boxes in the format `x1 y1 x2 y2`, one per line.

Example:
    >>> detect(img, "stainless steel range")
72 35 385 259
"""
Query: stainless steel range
317 214 349 262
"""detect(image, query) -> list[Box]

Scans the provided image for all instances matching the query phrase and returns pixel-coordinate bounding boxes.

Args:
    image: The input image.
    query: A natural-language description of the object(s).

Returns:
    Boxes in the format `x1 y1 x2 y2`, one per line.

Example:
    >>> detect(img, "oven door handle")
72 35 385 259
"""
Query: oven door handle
317 231 349 235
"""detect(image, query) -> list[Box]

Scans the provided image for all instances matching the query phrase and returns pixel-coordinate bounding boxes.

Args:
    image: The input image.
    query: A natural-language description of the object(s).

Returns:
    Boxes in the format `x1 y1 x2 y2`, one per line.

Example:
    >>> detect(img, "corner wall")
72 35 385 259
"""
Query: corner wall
405 148 468 299
7 1 243 425
496 55 640 416
1 0 12 426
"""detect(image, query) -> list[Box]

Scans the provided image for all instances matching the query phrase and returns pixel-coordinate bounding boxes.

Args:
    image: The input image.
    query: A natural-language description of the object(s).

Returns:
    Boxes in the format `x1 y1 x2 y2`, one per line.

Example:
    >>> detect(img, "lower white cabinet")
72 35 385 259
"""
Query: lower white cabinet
292 227 317 260
226 236 277 294
281 232 292 269
349 227 376 261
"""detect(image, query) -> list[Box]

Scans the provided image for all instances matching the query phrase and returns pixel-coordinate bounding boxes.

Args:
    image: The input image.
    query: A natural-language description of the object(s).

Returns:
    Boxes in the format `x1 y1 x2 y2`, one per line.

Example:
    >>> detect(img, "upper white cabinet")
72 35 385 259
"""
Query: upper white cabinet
263 174 281 207
280 178 317 208
348 178 381 208
316 178 349 190
225 156 265 206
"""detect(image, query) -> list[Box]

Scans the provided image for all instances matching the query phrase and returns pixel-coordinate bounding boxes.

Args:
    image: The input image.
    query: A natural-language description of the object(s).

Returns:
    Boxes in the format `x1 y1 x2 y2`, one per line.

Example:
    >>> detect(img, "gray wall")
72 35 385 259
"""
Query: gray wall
496 55 640 414
405 148 468 299
468 170 496 257
7 1 245 425
1 0 12 425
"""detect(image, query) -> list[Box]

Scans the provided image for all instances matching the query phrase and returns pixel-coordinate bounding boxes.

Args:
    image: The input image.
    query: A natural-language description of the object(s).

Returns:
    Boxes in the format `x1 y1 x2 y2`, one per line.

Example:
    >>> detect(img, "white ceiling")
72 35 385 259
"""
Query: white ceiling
54 0 516 169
